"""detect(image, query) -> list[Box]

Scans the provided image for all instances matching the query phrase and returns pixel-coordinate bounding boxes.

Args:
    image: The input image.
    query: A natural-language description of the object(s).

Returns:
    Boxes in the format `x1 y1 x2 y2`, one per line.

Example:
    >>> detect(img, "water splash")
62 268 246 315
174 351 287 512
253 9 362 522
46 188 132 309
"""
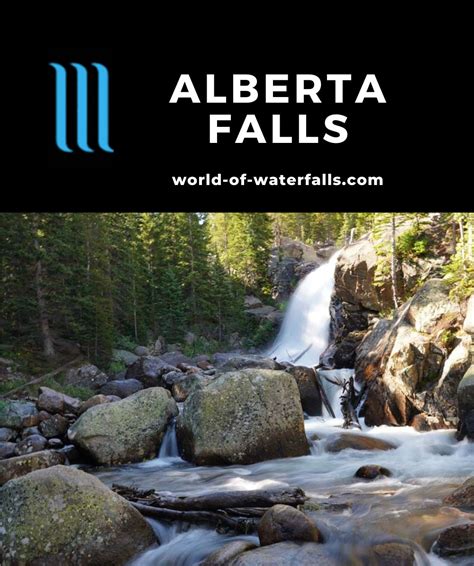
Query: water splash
267 252 339 367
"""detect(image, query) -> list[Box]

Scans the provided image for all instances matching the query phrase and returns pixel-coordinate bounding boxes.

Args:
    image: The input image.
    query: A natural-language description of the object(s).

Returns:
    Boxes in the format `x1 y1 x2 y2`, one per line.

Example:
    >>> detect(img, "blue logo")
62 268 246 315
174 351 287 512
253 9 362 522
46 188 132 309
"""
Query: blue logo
49 63 114 153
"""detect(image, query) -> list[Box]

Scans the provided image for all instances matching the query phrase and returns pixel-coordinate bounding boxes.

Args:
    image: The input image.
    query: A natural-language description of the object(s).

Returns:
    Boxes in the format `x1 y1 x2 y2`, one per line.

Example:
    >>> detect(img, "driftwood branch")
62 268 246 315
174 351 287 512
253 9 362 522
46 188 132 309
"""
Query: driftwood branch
0 355 83 399
114 485 308 534
131 502 258 534
313 369 336 418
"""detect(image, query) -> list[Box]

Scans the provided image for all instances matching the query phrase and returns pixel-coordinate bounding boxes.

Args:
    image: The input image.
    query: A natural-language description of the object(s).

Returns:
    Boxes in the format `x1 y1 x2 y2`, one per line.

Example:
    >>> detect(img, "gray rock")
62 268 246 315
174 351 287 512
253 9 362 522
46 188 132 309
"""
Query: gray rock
65 364 108 389
0 450 66 485
47 438 64 449
258 504 321 546
112 348 139 366
370 542 415 565
37 386 82 414
39 414 69 438
21 426 40 438
0 400 39 429
214 353 280 371
134 345 150 356
160 351 193 367
125 355 178 387
68 387 178 465
203 541 258 565
406 279 460 334
100 379 143 398
177 369 309 465
244 295 263 309
0 465 156 564
229 541 338 565
14 434 47 455
0 427 15 442
0 441 16 459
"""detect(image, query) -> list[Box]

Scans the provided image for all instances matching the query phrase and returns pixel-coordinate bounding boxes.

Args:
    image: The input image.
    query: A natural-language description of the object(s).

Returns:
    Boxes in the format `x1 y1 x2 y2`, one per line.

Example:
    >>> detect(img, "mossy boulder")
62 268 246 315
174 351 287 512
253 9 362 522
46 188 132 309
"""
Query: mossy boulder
68 387 178 465
0 465 155 565
0 400 38 430
0 450 65 485
177 369 309 465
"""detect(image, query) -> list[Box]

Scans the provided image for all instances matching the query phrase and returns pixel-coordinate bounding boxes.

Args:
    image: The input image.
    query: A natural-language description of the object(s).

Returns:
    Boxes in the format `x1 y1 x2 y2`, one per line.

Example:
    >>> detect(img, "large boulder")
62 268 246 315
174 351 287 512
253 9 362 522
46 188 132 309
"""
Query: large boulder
228 541 337 565
37 386 82 415
14 434 47 455
457 364 474 439
0 400 39 429
334 236 392 312
370 542 415 565
406 279 460 334
68 387 178 465
0 465 155 565
257 504 321 546
177 369 309 465
0 449 65 485
65 364 108 390
125 355 178 387
287 366 322 415
325 433 396 453
357 320 444 426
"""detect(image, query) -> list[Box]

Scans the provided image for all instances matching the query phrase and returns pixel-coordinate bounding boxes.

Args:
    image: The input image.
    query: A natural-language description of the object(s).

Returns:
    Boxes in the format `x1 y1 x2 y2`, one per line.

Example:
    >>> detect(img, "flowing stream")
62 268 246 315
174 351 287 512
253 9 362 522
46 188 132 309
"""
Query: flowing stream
92 256 473 565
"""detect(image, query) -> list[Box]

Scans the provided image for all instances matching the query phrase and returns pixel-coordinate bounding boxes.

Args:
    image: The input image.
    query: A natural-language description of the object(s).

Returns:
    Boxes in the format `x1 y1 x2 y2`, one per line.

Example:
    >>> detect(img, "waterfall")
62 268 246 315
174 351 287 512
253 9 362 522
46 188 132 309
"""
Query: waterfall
267 252 339 367
158 419 179 458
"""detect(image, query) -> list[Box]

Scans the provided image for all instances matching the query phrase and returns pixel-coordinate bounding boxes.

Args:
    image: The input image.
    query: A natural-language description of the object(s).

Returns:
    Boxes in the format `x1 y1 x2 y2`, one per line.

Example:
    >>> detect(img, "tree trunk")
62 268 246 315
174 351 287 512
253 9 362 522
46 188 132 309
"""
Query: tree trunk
391 214 399 310
32 217 56 358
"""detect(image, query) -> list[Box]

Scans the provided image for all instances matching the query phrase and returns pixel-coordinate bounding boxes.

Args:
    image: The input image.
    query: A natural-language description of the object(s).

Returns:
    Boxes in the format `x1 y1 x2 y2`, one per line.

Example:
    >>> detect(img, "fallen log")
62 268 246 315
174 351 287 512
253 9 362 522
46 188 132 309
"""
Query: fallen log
313 369 336 418
113 485 308 511
131 502 258 534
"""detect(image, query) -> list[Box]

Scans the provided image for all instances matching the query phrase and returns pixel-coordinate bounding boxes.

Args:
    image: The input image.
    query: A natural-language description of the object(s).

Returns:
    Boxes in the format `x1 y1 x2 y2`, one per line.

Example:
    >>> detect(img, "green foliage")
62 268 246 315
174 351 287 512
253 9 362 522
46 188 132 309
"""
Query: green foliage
397 227 430 260
108 360 126 374
40 377 94 401
438 329 457 350
243 320 276 349
0 378 27 395
442 213 474 300
115 335 138 352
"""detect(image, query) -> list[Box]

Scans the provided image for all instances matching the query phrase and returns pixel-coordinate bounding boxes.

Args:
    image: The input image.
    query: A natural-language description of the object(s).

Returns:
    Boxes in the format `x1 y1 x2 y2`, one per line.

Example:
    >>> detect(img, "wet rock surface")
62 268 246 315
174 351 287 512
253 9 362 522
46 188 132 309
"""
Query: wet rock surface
325 432 397 453
257 504 321 546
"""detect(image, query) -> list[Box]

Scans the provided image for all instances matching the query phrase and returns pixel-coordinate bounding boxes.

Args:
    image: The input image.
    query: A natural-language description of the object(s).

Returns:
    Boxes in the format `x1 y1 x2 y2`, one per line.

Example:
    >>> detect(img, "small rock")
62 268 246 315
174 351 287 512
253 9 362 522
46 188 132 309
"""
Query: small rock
39 414 69 438
443 477 474 510
433 523 474 557
125 356 178 387
160 351 193 367
153 338 164 355
14 434 47 455
258 504 321 546
106 395 121 402
100 379 143 398
134 345 150 356
0 400 39 429
37 386 82 414
161 370 186 387
202 541 257 565
0 450 66 485
371 542 415 565
0 442 16 459
355 465 392 480
325 433 397 453
78 394 113 415
244 295 263 309
21 426 40 438
47 438 64 449
0 428 15 442
112 349 139 366
38 410 51 422
196 360 213 371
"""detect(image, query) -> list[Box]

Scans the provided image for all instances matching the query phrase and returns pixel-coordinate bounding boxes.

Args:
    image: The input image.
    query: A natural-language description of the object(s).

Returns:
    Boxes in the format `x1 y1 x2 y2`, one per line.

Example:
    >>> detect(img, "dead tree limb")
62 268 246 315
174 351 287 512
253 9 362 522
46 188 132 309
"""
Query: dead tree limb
313 369 336 418
113 485 307 511
0 355 83 399
131 502 258 534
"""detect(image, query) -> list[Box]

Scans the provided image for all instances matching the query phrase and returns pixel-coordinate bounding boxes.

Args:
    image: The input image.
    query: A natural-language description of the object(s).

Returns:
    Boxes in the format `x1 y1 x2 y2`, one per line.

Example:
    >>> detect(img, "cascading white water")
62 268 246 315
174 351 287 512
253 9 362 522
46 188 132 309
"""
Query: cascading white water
267 252 339 367
158 420 179 458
